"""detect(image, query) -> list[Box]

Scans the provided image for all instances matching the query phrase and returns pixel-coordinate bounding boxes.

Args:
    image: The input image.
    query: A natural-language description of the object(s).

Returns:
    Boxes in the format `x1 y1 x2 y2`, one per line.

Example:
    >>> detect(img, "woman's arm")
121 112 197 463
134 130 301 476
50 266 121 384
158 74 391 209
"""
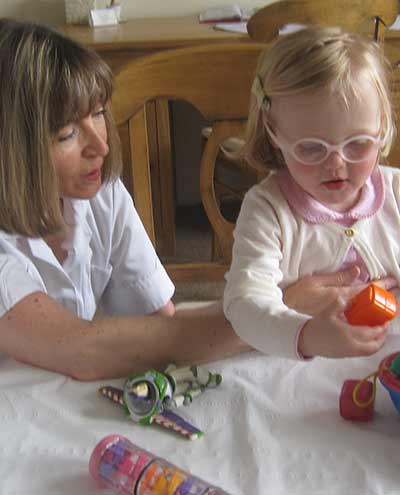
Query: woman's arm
0 292 249 381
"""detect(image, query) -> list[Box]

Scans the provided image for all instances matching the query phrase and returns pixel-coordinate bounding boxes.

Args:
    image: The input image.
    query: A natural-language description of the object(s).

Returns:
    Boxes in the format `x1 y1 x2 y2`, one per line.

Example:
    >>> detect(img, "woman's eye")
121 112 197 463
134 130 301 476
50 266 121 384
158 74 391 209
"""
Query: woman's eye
58 127 77 142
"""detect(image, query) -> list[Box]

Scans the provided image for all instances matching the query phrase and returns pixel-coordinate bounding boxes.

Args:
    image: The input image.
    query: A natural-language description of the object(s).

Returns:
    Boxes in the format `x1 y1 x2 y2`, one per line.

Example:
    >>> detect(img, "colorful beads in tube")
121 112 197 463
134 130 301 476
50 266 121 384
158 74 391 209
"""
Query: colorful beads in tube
89 434 232 495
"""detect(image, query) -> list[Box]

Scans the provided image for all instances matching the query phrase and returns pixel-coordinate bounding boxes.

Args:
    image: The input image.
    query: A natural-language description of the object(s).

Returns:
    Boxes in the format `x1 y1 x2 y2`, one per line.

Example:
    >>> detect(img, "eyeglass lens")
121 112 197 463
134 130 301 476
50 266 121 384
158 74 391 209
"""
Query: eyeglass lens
294 136 378 164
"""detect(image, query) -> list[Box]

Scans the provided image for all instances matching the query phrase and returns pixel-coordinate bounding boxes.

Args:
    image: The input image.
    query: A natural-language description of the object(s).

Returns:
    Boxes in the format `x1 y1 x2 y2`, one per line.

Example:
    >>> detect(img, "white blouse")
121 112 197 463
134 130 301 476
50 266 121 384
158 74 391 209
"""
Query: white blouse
0 179 174 319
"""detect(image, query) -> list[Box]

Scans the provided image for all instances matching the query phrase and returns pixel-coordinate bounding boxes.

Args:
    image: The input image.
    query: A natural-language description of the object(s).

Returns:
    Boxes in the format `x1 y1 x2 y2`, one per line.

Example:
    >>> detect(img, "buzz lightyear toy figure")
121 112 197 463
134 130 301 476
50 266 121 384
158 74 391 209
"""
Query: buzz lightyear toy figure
99 364 222 440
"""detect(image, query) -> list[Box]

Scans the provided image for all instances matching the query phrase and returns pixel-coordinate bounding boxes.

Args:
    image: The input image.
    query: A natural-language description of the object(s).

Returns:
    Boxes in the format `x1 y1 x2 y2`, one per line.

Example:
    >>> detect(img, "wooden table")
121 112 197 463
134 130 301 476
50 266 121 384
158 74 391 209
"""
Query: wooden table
58 16 249 59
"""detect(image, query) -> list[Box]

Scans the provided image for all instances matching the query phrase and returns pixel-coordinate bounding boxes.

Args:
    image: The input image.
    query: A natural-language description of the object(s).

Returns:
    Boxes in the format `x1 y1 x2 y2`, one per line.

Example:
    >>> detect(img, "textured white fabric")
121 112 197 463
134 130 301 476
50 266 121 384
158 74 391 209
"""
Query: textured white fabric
1 303 400 495
224 166 400 360
0 179 174 319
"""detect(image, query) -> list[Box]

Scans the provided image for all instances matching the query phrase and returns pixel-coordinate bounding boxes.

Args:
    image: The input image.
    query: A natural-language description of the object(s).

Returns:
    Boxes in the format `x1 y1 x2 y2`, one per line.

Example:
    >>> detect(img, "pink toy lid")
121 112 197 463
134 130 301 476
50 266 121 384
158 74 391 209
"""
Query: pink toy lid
89 434 122 483
379 352 400 392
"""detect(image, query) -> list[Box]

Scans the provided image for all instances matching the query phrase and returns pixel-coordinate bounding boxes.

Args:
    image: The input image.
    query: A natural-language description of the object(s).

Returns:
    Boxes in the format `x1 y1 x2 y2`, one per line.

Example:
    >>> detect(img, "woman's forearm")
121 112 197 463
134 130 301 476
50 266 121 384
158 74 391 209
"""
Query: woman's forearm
0 293 250 380
80 303 249 380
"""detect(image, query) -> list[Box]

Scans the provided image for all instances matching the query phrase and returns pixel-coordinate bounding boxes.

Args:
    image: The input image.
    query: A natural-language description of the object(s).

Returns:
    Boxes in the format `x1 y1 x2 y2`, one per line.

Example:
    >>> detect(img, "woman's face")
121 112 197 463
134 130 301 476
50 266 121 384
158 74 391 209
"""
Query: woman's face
268 75 382 212
50 104 109 200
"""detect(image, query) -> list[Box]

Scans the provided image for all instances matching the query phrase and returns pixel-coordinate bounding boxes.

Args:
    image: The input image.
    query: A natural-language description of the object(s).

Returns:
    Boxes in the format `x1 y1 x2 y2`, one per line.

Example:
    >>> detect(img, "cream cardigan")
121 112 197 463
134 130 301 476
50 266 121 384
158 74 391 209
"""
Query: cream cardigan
223 165 400 359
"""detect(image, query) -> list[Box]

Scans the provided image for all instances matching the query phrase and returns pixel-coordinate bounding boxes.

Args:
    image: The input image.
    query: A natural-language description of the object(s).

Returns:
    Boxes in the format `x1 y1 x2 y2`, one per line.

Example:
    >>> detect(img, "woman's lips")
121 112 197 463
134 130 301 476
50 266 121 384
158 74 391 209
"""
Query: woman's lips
85 168 101 182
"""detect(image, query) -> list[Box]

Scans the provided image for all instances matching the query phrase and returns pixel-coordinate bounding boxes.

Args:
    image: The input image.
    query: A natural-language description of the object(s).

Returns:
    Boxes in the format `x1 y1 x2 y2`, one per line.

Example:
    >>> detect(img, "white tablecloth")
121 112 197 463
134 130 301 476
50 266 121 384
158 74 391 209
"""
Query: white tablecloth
1 321 400 494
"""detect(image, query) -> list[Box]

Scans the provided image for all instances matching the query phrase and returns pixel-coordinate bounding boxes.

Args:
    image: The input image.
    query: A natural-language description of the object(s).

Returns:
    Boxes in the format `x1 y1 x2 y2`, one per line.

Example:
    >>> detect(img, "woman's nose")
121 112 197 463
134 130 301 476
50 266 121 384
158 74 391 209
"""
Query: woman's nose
83 126 109 157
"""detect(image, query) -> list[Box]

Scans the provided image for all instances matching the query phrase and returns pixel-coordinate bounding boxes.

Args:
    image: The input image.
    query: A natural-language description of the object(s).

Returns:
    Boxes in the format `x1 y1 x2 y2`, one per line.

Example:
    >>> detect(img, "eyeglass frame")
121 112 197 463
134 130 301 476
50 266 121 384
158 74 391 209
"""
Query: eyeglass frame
264 121 384 166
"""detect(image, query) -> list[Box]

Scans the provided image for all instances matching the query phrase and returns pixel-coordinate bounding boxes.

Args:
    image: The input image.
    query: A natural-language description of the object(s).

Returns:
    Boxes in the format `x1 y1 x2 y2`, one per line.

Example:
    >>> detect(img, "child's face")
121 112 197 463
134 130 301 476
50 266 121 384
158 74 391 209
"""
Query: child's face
269 75 381 212
50 103 109 200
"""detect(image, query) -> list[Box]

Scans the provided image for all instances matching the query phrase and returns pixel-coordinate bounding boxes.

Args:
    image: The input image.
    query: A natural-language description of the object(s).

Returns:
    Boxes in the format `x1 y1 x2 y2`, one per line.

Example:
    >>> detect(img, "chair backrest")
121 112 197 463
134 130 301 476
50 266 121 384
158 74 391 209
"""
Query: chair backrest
113 43 265 123
247 0 398 43
112 42 266 279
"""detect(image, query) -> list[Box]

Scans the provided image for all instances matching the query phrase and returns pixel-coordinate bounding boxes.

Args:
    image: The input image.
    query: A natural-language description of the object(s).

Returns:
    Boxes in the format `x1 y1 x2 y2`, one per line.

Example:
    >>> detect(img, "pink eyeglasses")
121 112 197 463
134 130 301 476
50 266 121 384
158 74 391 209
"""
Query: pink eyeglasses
265 122 383 166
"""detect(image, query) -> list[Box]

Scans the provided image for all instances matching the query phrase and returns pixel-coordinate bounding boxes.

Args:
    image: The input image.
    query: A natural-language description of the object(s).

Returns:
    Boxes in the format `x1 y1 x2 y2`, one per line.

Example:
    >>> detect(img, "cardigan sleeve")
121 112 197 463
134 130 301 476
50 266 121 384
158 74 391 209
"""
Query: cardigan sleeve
223 182 311 360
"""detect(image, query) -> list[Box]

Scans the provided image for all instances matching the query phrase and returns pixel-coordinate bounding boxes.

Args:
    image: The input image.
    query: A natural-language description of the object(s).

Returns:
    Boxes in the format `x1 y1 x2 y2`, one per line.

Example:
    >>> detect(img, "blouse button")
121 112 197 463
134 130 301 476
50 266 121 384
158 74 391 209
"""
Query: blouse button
344 228 355 237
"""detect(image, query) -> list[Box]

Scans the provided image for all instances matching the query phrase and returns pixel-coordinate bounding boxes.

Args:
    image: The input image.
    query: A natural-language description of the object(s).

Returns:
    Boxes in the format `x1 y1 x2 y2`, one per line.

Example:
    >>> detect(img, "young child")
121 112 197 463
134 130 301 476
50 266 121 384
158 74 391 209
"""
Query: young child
224 26 399 360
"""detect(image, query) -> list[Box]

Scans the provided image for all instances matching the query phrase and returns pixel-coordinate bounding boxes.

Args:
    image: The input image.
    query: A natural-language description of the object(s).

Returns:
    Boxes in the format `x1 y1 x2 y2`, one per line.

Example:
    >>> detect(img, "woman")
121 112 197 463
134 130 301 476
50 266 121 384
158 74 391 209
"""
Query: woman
0 19 248 380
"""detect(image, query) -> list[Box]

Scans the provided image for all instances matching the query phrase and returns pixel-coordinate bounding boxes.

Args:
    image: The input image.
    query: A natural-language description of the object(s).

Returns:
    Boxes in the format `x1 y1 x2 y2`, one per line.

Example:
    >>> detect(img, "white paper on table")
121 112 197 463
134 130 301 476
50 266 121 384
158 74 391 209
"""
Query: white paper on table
199 4 242 23
279 23 306 35
213 22 248 34
389 15 400 30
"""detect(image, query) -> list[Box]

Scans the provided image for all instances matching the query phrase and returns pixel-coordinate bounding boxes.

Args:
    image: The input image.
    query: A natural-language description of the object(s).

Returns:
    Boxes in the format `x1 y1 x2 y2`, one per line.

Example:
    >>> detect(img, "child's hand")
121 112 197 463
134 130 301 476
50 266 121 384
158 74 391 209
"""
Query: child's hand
284 266 397 317
298 297 388 359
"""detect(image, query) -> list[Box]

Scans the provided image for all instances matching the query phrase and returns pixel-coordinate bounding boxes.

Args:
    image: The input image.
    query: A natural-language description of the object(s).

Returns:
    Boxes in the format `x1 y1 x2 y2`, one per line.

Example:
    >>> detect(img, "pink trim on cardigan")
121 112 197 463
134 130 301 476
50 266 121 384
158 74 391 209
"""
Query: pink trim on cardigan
277 167 384 225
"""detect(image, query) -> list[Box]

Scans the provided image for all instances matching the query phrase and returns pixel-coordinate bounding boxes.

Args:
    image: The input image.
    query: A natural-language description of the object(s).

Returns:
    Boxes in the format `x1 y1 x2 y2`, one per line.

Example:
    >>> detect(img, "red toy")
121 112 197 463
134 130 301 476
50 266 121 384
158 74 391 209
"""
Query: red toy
344 284 397 326
339 379 375 421
340 352 400 421
340 286 398 421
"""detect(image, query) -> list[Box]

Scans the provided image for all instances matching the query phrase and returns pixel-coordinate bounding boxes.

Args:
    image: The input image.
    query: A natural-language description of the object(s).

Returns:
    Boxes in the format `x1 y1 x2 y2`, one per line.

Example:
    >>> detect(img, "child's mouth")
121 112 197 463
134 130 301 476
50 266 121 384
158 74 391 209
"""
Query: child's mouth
323 179 346 190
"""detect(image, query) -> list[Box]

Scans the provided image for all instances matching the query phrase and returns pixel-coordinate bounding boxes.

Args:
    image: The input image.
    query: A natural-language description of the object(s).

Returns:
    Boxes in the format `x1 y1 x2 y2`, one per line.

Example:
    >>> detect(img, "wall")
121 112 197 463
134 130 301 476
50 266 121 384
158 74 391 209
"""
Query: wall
121 0 265 20
0 0 267 24
0 1 65 24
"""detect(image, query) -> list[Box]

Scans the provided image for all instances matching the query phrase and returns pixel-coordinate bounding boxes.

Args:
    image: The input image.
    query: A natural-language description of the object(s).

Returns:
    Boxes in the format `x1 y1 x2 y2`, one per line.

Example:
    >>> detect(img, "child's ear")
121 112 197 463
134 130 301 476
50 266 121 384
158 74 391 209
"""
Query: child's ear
270 140 279 151
262 114 279 150
261 110 268 129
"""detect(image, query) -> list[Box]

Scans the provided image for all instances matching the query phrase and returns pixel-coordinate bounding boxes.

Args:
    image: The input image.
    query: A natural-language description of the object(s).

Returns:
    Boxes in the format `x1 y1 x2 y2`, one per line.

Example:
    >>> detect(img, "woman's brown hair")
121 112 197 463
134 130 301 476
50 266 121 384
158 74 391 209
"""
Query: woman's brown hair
0 19 122 237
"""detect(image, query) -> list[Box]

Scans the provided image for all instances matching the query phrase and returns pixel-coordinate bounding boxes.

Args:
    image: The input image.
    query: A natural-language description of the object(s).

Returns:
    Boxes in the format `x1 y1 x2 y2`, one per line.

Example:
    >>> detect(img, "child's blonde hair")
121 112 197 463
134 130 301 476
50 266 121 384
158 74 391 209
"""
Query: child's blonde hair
0 19 122 237
242 26 395 171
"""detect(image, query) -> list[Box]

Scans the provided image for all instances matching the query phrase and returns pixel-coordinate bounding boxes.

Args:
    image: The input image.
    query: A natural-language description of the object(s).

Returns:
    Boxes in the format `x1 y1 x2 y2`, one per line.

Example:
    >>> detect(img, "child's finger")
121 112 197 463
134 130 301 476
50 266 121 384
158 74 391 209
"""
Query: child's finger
350 324 387 343
346 328 387 356
373 276 398 291
358 335 387 355
312 266 361 288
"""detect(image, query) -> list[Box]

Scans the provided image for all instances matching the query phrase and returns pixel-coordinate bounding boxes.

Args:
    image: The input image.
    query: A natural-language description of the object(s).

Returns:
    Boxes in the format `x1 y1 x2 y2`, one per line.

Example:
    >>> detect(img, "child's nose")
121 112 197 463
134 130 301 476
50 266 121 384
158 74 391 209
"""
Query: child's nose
322 150 346 170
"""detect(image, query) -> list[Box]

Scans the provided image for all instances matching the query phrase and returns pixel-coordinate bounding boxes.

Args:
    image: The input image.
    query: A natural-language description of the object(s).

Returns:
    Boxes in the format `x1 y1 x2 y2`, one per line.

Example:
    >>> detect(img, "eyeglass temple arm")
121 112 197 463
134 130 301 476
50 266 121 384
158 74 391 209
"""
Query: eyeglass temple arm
373 16 387 43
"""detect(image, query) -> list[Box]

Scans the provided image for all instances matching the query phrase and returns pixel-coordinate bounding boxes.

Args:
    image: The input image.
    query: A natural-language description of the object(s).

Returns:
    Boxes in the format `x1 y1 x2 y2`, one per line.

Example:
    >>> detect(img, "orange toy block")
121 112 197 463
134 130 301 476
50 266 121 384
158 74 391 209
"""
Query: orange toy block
344 284 398 326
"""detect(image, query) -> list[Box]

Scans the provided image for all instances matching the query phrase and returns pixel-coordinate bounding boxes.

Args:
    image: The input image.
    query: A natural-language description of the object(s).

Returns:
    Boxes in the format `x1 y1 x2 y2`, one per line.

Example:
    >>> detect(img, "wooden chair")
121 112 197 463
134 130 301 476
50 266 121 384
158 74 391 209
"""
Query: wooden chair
247 0 398 43
111 42 266 282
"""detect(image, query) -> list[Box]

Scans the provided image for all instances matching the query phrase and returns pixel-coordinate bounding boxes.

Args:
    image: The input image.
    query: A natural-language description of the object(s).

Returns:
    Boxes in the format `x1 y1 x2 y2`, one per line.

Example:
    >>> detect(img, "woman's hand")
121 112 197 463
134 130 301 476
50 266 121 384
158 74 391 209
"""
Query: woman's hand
283 266 397 316
298 297 388 359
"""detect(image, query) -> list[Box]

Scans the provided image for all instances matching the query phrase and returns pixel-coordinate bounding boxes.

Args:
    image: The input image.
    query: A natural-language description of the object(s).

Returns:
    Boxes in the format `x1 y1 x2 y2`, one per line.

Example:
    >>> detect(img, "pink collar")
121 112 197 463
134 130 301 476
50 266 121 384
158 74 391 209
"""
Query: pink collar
277 167 384 224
